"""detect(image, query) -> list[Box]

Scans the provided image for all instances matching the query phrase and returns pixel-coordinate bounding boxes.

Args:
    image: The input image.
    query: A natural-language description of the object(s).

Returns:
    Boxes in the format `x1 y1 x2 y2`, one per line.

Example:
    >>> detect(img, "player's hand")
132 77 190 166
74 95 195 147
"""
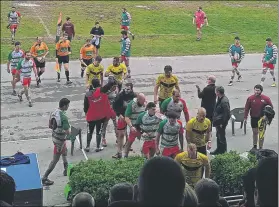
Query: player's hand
35 76 39 81
68 52 72 55
207 141 212 150
266 61 270 64
156 148 160 155
130 126 137 133
154 97 158 105
195 85 200 90
244 119 247 124
119 115 124 120
7 68 10 74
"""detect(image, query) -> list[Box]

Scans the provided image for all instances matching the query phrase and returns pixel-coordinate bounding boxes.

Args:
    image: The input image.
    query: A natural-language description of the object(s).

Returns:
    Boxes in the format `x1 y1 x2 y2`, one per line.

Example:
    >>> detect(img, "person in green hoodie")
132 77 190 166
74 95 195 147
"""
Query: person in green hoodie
120 8 135 40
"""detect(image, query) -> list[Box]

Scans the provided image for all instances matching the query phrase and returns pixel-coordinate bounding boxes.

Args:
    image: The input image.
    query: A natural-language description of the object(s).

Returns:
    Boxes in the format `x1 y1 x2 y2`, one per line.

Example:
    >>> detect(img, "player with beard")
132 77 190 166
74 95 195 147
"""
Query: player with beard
30 37 49 87
112 83 137 159
17 51 38 107
7 41 24 95
123 93 146 158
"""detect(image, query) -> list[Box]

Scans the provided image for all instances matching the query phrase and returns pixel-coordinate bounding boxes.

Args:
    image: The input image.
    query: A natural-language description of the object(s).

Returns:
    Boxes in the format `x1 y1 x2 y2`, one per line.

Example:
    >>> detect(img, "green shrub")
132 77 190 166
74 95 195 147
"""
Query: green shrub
210 151 257 196
69 156 145 207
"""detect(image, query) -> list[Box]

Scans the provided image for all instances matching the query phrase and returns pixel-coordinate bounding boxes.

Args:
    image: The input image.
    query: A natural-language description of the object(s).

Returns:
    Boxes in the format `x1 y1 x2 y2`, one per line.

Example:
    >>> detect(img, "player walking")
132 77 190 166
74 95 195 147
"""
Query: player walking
30 37 49 87
17 51 38 107
155 111 184 159
7 42 24 95
85 56 104 88
55 34 72 84
135 102 161 159
120 8 135 40
80 39 96 78
7 6 21 44
260 38 278 87
105 57 127 92
120 31 132 78
228 37 245 86
193 7 208 41
154 65 180 108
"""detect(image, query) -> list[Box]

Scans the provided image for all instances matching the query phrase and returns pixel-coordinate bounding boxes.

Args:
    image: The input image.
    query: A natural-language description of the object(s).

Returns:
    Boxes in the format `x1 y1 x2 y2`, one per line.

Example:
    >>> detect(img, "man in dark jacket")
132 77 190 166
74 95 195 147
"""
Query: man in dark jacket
210 86 230 155
90 22 104 56
196 75 216 123
62 17 75 42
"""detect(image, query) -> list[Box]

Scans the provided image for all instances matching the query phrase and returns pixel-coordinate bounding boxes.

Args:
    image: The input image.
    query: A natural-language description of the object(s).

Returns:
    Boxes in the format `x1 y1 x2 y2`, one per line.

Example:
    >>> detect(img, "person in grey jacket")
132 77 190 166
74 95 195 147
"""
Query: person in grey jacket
210 86 230 155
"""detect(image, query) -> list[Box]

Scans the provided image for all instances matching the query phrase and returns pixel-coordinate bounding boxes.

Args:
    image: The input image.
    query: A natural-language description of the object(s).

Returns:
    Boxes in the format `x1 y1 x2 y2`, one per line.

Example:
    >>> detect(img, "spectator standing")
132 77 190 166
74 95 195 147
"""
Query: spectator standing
62 17 75 42
186 108 212 155
137 156 185 207
255 156 278 207
72 192 95 207
0 171 16 206
210 86 230 155
244 84 273 150
90 22 104 56
196 75 216 123
42 98 71 186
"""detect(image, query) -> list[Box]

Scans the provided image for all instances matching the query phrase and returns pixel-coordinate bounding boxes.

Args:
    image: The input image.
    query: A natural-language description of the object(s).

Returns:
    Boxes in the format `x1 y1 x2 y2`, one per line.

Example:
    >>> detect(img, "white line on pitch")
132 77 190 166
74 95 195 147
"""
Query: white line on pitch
31 6 51 38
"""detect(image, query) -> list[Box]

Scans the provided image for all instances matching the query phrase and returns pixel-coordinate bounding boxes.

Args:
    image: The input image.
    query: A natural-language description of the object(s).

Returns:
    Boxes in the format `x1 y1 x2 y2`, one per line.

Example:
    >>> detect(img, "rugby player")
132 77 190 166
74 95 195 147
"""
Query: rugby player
175 143 211 188
17 51 38 107
7 41 24 95
260 38 278 87
55 34 72 84
7 6 21 43
79 39 96 78
120 8 135 40
228 37 245 86
193 7 208 41
154 65 180 108
155 111 184 159
85 56 104 88
105 57 127 92
30 37 49 87
90 22 104 56
135 102 161 159
120 31 132 78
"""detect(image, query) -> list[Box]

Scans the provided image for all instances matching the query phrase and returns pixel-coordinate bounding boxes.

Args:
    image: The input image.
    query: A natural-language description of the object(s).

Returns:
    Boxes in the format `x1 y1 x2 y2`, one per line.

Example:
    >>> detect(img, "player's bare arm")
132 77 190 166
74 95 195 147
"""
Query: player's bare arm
155 132 161 154
204 163 211 178
153 84 159 103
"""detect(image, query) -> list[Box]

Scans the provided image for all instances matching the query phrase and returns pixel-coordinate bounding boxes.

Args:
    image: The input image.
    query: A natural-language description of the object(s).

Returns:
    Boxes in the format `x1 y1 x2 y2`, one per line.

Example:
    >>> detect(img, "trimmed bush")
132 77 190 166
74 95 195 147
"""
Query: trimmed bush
69 156 145 207
210 151 257 196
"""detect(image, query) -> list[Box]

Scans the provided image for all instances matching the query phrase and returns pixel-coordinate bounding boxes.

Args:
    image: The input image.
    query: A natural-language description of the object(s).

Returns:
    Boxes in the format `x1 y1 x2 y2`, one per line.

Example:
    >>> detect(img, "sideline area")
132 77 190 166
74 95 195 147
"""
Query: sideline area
1 54 278 206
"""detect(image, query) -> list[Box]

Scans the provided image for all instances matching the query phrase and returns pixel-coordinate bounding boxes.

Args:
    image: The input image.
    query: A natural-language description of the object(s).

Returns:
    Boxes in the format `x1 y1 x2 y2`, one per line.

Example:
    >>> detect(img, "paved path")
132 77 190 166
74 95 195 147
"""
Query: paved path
1 54 278 206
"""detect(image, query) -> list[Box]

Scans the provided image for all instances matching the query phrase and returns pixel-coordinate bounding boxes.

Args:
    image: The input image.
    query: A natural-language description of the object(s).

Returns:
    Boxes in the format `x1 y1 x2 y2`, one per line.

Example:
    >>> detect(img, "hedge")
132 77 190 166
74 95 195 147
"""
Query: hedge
210 151 257 196
69 156 145 207
68 152 257 206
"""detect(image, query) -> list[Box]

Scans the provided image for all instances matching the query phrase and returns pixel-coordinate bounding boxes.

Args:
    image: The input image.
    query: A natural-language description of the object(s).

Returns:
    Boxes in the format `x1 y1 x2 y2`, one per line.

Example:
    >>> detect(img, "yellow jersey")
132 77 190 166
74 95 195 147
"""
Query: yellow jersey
186 117 211 147
85 63 104 84
105 63 127 82
175 151 209 188
156 74 179 100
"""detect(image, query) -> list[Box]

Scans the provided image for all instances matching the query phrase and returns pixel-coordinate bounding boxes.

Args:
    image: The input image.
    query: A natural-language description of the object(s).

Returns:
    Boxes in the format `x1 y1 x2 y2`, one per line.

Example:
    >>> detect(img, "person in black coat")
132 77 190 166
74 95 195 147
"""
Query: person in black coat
90 21 104 56
196 75 216 123
210 86 230 155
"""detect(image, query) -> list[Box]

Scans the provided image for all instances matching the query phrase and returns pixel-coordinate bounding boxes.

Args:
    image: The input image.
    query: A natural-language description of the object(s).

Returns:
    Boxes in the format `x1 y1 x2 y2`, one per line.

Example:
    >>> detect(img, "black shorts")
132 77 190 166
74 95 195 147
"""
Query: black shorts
251 117 260 129
34 58 46 68
57 55 69 64
93 39 101 49
81 59 93 67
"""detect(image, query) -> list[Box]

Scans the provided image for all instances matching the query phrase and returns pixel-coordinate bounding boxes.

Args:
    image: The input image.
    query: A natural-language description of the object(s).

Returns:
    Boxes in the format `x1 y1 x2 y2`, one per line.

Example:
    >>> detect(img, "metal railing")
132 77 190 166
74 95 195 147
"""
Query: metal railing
224 195 244 206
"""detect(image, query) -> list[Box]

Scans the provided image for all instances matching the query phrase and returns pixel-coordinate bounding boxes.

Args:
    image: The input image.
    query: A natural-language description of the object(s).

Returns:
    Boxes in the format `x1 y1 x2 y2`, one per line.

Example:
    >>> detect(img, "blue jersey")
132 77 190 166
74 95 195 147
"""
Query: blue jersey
264 44 278 64
121 12 131 26
229 44 245 63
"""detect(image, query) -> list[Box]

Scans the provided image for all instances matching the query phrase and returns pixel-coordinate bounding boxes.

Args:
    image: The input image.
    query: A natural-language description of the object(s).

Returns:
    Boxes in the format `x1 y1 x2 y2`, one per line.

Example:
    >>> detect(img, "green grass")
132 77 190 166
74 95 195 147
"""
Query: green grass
1 1 278 63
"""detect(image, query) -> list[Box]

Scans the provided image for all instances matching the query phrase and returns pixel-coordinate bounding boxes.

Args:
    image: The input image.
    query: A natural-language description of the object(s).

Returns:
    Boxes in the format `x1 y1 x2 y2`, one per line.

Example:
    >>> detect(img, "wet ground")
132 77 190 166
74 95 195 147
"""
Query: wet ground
1 54 278 206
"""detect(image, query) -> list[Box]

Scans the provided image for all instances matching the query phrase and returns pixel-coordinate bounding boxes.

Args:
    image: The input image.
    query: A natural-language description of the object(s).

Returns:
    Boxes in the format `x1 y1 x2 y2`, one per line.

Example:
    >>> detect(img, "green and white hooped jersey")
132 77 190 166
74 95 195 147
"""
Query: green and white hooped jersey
264 44 278 64
17 59 35 78
8 49 24 68
125 99 146 126
137 111 161 141
50 109 68 142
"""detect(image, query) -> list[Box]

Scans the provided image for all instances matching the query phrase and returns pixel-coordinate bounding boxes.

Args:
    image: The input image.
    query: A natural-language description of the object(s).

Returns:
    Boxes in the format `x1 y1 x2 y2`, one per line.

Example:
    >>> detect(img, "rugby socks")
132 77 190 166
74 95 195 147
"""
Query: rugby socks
65 71 70 81
38 71 43 77
57 72 60 80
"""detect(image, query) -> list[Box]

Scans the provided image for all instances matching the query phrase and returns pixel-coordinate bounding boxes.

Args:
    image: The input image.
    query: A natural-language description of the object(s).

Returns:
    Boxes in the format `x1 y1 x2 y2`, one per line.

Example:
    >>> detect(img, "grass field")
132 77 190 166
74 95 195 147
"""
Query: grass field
1 1 278 63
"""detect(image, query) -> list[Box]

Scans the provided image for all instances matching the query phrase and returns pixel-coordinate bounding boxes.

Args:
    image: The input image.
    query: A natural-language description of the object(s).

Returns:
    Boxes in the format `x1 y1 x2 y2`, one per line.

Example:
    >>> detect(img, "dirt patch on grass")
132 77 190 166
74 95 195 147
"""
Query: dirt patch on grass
159 1 210 11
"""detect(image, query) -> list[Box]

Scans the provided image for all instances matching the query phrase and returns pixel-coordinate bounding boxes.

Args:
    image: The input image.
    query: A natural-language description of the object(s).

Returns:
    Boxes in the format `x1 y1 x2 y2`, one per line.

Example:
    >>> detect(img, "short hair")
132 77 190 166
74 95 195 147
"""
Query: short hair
208 75 216 83
125 82 133 90
121 30 128 36
14 41 21 46
167 111 178 119
12 6 16 8
95 21 99 25
109 183 134 203
72 192 95 207
172 89 180 96
255 157 278 207
59 98 70 108
0 171 16 205
195 178 220 204
184 183 198 207
254 84 263 92
138 156 185 206
215 86 225 95
25 51 31 55
66 17 71 21
235 36 240 40
146 102 156 109
91 78 101 88
86 39 91 43
198 6 202 10
95 55 102 62
266 37 272 42
164 65 172 72
113 57 120 62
